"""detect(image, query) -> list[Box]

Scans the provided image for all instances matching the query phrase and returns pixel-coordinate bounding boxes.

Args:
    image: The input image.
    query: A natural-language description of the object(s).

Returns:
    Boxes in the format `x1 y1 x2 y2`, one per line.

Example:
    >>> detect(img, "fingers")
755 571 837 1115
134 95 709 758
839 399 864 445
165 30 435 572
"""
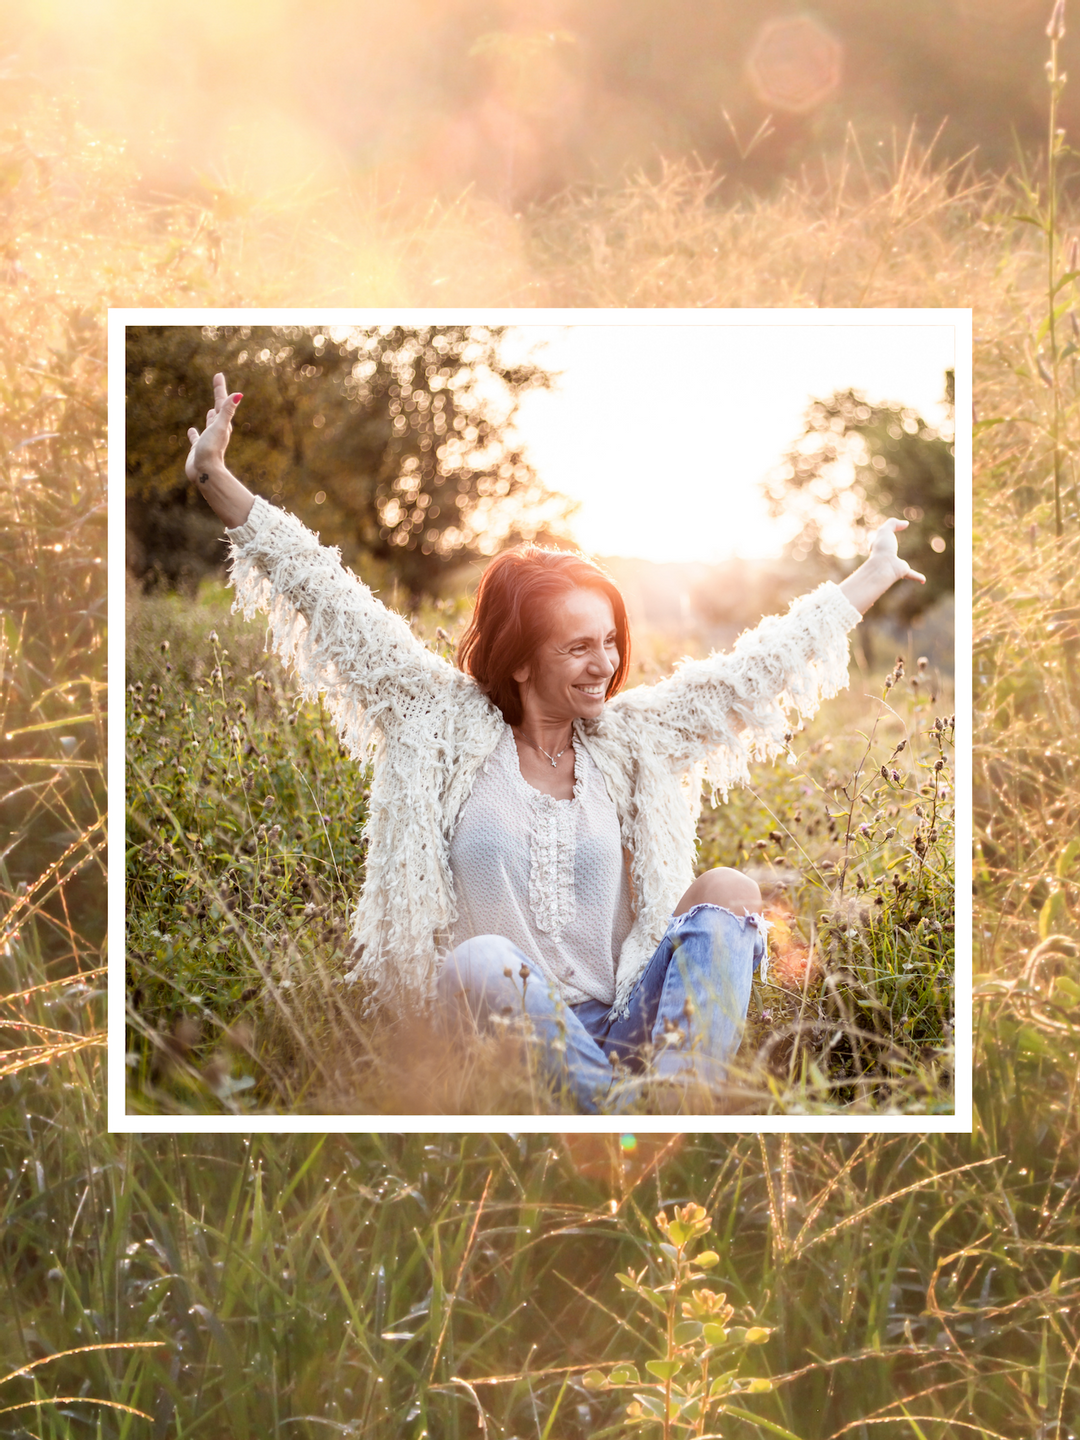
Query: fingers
908 568 927 585
212 371 228 409
187 426 199 443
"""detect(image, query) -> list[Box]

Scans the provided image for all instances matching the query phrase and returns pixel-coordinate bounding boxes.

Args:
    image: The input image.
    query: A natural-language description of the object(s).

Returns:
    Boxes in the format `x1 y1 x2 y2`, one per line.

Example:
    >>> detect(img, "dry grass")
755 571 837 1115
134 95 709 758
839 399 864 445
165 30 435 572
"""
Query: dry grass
131 126 1015 311
8 62 1080 1436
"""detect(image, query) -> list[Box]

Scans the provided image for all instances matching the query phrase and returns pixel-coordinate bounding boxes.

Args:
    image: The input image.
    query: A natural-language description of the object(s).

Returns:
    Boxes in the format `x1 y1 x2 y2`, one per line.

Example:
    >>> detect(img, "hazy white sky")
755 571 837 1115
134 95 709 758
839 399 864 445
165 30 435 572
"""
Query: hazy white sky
508 319 957 562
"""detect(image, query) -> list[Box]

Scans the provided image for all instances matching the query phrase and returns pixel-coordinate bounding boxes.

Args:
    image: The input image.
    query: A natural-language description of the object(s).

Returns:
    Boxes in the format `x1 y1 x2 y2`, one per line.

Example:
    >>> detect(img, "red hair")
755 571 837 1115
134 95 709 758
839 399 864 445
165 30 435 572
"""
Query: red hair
457 545 631 726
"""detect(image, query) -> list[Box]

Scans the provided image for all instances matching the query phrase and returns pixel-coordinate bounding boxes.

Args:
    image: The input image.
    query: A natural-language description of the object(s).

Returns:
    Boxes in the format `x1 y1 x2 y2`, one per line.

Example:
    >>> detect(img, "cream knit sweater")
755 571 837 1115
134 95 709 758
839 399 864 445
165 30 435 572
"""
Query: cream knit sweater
226 496 863 1015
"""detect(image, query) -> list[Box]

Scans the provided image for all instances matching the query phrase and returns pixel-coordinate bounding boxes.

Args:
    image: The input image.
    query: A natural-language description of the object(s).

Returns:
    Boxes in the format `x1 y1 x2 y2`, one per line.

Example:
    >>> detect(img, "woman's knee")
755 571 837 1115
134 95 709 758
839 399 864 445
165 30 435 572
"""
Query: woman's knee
674 867 762 917
437 935 531 1005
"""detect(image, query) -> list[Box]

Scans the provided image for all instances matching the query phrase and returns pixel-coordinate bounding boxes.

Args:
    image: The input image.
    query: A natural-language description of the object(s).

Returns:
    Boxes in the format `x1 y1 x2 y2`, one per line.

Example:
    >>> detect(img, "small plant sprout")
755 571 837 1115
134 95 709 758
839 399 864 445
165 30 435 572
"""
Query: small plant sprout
581 1203 787 1439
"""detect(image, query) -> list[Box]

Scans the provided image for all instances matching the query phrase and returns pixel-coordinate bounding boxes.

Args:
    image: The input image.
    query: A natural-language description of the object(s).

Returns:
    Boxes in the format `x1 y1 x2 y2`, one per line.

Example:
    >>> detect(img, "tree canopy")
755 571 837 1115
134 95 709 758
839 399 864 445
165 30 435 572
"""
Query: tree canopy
762 373 954 623
126 324 575 602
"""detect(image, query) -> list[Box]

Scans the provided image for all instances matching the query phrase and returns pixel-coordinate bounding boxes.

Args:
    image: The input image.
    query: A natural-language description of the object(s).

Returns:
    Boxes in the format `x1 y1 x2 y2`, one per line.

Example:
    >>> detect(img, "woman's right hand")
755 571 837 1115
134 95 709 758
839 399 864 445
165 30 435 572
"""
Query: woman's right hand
184 371 256 529
185 371 241 488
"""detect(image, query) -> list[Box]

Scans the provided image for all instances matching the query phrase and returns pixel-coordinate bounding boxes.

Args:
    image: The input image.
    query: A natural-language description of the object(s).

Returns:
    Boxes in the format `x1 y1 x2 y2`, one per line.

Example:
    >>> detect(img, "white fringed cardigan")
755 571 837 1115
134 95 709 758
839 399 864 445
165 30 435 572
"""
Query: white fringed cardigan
226 496 862 1014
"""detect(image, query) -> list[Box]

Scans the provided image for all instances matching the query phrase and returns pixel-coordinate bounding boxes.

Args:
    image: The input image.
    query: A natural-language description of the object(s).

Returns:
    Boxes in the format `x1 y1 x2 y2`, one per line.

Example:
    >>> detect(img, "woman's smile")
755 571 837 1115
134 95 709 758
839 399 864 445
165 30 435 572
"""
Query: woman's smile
514 587 620 726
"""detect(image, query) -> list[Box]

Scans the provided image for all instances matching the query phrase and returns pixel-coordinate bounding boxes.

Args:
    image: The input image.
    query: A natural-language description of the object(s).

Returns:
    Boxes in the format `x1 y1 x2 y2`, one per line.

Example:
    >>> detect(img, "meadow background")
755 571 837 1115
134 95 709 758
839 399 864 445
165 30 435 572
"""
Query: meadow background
124 579 954 1118
1 0 1077 1434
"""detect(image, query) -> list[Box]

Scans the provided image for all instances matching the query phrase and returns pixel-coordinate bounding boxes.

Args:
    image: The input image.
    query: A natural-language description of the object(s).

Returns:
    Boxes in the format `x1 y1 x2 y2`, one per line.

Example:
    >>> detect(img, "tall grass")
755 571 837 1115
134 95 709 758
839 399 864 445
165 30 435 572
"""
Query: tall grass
1 42 1076 1438
2 1123 1078 1438
123 585 953 1116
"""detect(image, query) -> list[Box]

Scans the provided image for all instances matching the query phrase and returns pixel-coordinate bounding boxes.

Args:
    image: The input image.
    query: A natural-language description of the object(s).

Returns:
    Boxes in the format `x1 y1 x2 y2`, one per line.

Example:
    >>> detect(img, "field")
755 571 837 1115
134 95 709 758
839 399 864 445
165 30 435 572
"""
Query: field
124 582 954 1117
0 55 1077 1440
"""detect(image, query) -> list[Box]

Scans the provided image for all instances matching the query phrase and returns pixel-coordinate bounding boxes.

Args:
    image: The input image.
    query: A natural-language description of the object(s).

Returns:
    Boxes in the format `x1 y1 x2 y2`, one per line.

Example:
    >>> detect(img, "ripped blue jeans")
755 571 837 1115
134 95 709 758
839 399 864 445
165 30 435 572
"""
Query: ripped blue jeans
436 903 768 1114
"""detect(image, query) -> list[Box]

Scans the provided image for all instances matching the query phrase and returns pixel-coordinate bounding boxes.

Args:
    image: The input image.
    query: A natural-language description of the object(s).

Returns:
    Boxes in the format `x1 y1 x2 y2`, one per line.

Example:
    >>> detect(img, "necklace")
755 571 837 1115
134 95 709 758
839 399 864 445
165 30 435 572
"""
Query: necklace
514 728 573 768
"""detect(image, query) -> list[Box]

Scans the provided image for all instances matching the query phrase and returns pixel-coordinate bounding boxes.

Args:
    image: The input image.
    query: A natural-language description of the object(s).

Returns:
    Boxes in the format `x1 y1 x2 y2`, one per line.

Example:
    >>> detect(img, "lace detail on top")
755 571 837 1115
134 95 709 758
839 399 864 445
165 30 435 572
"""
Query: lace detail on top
449 725 632 1006
523 744 583 936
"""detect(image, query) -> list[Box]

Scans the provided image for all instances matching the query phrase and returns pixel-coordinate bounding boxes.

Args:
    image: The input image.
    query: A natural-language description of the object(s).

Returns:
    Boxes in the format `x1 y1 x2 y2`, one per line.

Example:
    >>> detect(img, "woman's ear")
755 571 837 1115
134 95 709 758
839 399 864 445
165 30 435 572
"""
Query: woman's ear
512 661 531 685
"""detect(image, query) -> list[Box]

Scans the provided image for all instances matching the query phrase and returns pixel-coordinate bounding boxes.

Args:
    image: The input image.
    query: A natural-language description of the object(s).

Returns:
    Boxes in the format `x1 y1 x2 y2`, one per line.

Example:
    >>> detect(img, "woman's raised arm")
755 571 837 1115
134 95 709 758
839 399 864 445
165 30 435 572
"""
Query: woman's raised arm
601 517 932 795
184 372 463 754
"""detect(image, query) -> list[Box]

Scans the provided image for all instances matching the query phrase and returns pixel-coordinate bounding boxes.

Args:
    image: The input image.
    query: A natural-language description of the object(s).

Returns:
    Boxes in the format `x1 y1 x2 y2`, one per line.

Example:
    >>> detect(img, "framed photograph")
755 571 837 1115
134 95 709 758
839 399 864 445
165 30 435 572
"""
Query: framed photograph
109 306 969 1132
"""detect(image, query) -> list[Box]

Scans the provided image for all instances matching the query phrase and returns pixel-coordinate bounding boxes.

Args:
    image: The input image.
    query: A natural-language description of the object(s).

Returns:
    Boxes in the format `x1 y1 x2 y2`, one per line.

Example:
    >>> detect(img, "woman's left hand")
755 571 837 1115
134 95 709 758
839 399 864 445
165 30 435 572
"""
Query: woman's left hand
867 517 927 587
840 518 927 615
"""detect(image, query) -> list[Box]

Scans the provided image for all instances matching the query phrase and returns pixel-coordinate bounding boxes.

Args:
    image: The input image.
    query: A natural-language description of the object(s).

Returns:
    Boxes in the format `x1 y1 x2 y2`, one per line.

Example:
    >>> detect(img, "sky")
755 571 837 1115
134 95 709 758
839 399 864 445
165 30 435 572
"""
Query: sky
506 318 958 563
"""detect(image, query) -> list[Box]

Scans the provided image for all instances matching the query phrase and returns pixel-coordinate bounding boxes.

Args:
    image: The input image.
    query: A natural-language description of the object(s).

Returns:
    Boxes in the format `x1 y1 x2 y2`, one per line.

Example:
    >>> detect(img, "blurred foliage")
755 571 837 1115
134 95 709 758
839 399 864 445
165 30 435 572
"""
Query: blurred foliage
764 378 955 623
126 324 574 602
2 0 1074 210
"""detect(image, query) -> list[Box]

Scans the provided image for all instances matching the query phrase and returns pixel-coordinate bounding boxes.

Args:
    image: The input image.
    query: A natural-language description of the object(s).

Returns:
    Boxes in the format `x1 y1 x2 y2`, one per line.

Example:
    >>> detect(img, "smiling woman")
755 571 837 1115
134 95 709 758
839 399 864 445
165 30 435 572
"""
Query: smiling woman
185 370 925 1115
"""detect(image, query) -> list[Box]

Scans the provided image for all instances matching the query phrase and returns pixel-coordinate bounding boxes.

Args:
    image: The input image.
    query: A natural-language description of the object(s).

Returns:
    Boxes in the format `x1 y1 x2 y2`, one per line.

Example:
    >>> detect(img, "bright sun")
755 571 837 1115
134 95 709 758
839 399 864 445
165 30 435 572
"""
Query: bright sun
509 318 958 563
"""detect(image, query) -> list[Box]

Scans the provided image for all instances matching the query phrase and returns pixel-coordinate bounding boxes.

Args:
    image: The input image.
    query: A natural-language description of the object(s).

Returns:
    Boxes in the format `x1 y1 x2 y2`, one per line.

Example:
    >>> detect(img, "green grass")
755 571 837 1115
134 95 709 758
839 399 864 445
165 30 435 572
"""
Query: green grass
123 584 954 1116
2 1124 1078 1439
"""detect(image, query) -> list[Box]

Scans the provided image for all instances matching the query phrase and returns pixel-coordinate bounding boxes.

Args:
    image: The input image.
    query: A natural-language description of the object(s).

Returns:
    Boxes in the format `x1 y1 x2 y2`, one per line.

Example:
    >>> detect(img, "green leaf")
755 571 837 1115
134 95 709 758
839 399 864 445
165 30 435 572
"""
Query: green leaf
639 1286 669 1315
608 1364 640 1385
581 1370 607 1391
616 1272 667 1313
1017 1024 1058 1057
744 1327 772 1344
702 1323 729 1346
693 1249 719 1268
634 1392 668 1419
1055 839 1080 878
674 1321 703 1345
745 1377 773 1392
666 1219 690 1245
1039 886 1066 939
721 1403 804 1440
645 1359 682 1381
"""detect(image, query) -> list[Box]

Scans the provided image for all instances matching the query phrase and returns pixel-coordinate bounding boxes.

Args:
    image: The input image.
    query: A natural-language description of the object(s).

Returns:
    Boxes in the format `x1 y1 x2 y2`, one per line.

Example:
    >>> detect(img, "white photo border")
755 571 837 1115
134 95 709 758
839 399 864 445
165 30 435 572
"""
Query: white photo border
108 305 972 1135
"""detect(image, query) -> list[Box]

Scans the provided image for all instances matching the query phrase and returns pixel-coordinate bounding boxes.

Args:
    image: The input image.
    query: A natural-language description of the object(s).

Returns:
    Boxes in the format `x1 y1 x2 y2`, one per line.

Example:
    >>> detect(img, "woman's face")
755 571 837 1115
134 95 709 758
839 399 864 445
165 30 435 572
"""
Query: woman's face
513 586 619 725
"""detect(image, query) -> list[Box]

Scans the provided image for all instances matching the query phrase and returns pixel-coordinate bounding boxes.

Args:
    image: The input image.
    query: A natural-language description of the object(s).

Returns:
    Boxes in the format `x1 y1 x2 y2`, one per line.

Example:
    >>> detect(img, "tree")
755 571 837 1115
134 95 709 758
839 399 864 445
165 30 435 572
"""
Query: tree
126 324 575 603
762 373 954 624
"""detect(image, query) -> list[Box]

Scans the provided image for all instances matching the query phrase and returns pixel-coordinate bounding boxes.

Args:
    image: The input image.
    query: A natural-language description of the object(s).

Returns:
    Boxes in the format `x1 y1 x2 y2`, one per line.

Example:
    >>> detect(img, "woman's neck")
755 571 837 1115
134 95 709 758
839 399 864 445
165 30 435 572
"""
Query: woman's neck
512 715 575 757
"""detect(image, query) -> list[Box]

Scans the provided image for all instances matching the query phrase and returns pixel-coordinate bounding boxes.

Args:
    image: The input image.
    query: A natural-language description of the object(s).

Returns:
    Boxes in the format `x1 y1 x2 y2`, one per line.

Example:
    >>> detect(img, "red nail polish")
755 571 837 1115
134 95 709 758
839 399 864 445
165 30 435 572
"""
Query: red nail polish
231 393 243 403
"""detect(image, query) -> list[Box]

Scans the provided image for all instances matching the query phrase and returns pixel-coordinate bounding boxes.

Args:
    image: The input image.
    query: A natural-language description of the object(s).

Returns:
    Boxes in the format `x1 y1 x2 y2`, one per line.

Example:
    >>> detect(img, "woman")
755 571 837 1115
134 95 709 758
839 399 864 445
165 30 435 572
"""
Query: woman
185 373 925 1112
